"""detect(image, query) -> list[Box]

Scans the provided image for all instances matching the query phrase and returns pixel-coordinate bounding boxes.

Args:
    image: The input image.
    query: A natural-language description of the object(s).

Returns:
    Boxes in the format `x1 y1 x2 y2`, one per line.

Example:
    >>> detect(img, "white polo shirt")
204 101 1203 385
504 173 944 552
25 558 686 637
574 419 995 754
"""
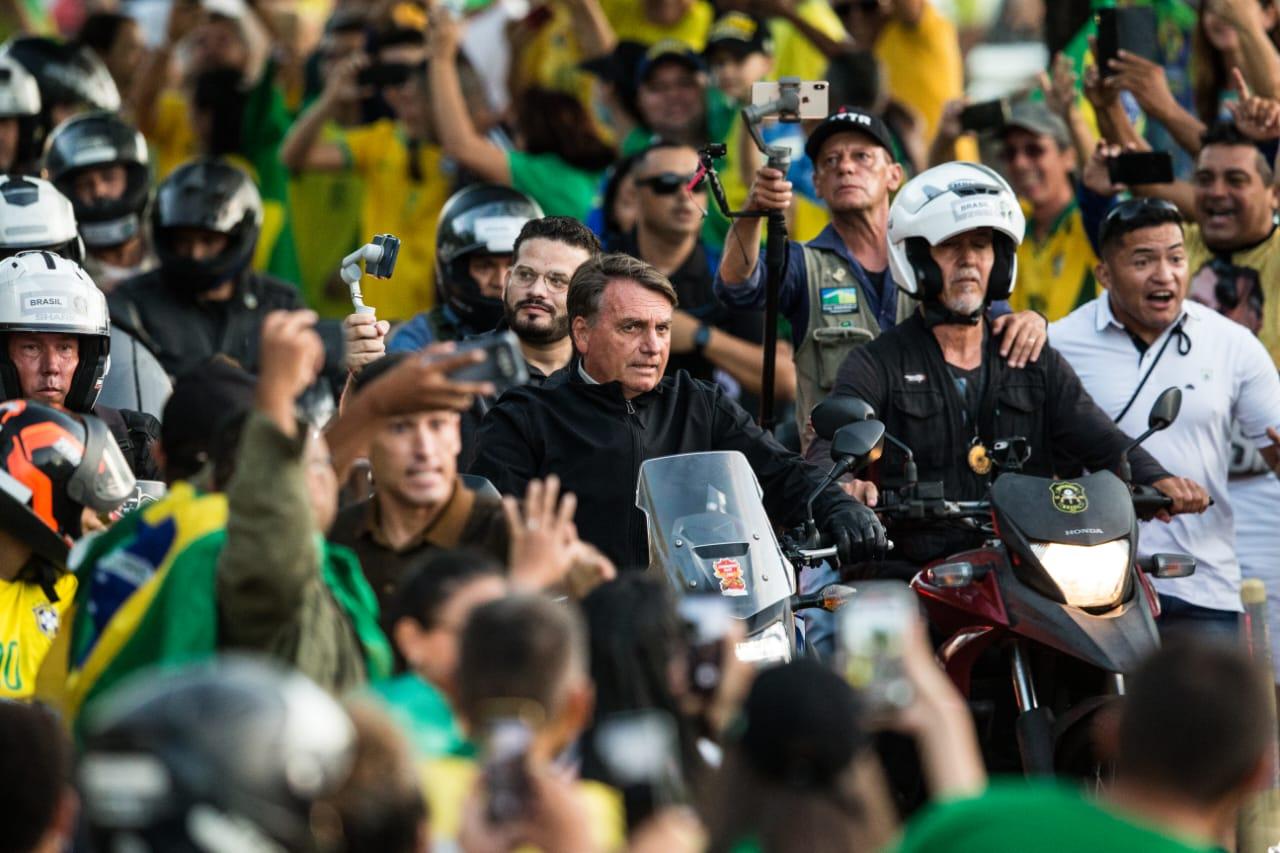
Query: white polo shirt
1050 294 1280 612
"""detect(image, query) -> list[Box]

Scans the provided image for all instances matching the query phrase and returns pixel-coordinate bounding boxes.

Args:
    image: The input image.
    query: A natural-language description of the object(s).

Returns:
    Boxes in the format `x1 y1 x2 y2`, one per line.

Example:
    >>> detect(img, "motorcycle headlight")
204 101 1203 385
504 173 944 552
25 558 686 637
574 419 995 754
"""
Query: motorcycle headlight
1030 539 1129 609
735 620 792 666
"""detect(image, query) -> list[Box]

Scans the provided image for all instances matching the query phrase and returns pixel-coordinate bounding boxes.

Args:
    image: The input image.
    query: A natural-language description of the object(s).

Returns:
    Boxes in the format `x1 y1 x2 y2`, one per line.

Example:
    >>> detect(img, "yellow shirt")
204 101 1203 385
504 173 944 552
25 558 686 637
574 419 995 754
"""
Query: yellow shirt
0 573 76 700
600 0 714 48
150 90 199 181
770 0 848 82
1187 224 1280 366
288 122 366 318
340 120 451 321
1010 200 1100 321
875 3 978 162
420 756 626 852
514 5 616 144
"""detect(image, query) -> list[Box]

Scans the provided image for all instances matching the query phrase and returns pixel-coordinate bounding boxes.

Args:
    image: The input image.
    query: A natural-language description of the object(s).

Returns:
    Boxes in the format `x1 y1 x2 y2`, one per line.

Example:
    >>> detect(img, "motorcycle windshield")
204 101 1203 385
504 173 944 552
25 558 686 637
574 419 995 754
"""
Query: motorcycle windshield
636 451 794 618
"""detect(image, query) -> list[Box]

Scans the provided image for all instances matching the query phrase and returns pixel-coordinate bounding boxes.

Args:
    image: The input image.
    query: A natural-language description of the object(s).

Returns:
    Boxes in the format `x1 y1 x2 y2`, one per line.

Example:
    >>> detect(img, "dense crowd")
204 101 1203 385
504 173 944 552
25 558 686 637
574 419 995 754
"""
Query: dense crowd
2 0 1280 851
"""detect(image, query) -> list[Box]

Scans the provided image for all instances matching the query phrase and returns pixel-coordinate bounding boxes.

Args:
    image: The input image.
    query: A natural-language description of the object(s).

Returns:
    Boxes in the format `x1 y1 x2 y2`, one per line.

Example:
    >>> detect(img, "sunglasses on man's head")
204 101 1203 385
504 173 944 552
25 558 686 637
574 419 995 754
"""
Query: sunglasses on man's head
635 172 705 195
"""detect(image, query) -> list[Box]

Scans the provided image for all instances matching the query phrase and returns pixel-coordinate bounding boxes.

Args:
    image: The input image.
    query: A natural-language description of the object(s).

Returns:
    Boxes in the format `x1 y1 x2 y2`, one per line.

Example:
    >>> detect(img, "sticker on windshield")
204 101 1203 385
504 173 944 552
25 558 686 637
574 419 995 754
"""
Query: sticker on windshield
713 558 748 596
1050 481 1088 514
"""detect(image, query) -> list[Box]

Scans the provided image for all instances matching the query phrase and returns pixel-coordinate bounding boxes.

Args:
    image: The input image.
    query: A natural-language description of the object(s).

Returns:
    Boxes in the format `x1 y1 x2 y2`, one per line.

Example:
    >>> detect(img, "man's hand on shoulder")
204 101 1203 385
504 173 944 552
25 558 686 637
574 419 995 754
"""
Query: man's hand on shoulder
992 310 1047 369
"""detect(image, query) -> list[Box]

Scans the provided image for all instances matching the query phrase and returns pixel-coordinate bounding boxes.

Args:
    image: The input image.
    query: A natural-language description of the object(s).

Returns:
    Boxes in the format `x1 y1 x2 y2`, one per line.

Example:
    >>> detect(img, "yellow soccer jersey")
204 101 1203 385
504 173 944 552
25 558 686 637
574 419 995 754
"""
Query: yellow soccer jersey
1186 224 1280 366
1011 201 1100 321
0 572 76 700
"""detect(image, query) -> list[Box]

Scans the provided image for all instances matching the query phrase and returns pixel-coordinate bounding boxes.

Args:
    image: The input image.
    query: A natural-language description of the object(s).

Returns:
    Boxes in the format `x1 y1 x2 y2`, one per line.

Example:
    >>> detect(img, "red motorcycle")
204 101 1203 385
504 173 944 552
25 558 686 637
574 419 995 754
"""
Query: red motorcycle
814 389 1197 776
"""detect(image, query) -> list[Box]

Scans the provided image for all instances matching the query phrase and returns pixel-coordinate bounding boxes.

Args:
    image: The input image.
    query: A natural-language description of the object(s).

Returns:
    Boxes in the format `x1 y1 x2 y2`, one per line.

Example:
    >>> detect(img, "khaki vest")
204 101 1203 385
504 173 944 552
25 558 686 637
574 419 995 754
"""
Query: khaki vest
793 244 914 446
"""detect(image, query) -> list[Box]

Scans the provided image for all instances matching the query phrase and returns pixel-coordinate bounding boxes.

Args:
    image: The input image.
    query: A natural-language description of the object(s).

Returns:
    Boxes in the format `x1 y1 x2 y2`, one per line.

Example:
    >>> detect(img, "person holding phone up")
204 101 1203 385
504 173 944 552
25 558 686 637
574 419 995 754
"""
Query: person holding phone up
714 110 1049 453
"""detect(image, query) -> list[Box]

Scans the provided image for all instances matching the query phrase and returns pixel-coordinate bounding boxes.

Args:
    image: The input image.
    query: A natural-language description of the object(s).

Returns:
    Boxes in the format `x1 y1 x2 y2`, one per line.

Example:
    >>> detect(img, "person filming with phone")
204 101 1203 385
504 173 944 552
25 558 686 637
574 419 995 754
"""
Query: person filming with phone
812 164 1210 575
714 109 1049 451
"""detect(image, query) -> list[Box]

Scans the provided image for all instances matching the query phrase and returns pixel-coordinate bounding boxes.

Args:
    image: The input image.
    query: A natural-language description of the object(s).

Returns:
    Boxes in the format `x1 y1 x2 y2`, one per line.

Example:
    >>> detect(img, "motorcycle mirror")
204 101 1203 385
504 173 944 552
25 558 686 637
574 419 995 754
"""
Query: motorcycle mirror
1148 387 1182 432
1143 552 1196 579
830 420 886 471
811 396 876 441
789 584 856 613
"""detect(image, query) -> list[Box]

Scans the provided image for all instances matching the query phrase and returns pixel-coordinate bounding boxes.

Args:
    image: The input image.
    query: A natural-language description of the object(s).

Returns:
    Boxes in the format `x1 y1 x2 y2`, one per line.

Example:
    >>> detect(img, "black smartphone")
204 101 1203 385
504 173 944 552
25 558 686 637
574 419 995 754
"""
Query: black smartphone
441 330 530 394
482 718 533 825
357 63 414 88
1107 151 1174 185
593 711 687 829
1095 7 1158 77
960 99 1010 133
677 595 733 699
368 233 399 279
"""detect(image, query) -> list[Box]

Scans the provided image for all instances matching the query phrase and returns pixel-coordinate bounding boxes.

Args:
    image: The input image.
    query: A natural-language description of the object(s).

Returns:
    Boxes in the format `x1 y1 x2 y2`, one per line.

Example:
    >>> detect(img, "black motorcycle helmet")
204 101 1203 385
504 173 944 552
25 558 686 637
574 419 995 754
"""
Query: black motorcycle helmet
435 184 542 331
152 159 263 294
0 399 134 565
1 36 120 134
43 111 150 249
80 657 356 853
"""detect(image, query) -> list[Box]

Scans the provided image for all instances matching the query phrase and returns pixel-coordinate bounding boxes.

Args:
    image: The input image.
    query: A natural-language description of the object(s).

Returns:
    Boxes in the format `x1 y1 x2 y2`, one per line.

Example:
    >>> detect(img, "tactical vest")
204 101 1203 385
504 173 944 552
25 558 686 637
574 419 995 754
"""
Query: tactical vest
793 244 915 443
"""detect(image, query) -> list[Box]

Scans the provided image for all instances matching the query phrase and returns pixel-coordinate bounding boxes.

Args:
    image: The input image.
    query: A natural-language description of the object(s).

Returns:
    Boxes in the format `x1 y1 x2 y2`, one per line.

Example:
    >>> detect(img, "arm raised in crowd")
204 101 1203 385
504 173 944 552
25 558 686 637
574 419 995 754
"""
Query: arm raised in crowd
216 311 328 649
133 1 202 134
1208 0 1280 100
428 11 512 186
280 52 366 172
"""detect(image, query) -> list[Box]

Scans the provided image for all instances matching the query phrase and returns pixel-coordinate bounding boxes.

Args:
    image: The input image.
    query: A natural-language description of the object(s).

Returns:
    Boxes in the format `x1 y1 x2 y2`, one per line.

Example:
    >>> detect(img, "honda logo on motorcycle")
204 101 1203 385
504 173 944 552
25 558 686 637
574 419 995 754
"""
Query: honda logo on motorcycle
1050 481 1088 514
713 558 748 596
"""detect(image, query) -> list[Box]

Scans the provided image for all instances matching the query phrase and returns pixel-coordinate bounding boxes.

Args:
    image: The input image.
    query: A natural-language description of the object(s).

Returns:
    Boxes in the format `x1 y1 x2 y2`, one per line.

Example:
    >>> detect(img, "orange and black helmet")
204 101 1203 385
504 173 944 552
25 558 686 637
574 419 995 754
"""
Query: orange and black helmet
0 399 134 563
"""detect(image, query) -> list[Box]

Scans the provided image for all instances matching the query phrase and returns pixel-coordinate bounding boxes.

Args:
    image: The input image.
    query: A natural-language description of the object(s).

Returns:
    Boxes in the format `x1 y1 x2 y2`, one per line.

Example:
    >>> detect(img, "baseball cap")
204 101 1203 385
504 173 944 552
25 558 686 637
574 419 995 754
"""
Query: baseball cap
704 13 773 59
735 659 868 790
636 39 706 85
804 107 896 163
1002 99 1070 148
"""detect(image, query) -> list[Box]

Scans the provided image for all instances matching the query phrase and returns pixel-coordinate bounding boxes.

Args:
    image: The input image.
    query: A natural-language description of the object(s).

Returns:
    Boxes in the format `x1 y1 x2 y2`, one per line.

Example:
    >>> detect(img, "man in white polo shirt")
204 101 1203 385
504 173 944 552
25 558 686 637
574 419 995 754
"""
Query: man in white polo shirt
1051 199 1280 641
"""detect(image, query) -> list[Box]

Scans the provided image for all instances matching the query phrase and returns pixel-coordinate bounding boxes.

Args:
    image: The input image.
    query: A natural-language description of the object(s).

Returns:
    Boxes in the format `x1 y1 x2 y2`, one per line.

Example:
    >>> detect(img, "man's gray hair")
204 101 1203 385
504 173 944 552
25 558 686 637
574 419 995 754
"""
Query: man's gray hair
567 252 679 325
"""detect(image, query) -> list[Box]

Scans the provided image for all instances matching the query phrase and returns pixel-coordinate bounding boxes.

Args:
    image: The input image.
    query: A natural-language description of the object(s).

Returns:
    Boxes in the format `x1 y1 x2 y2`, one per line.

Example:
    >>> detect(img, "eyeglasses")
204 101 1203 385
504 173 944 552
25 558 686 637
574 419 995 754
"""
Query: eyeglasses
1097 198 1182 247
510 265 572 291
1000 141 1048 162
635 172 705 195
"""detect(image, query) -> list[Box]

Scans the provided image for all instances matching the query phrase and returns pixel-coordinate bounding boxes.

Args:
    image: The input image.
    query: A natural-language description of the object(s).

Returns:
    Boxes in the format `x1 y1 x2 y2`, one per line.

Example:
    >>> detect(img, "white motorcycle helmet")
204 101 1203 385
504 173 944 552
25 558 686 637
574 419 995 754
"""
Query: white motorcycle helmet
887 162 1026 307
0 175 84 263
0 54 39 118
0 250 110 411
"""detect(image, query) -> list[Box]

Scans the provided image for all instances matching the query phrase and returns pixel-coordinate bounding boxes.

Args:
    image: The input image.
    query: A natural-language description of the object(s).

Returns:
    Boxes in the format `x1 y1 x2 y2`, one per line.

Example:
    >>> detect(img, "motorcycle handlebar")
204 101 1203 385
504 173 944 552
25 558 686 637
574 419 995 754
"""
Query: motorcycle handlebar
1131 485 1173 521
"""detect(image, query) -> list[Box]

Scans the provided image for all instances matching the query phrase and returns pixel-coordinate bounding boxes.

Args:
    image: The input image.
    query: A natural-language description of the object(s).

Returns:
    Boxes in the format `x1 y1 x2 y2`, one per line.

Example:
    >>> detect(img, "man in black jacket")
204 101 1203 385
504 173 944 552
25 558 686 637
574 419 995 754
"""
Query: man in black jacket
108 159 304 378
471 252 885 572
809 162 1209 567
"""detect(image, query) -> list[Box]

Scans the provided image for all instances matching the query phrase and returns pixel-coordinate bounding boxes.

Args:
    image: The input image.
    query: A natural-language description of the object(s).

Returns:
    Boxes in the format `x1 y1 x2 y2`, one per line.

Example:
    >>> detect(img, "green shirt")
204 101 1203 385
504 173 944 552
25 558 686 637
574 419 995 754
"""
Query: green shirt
508 150 604 220
366 673 474 760
892 782 1216 853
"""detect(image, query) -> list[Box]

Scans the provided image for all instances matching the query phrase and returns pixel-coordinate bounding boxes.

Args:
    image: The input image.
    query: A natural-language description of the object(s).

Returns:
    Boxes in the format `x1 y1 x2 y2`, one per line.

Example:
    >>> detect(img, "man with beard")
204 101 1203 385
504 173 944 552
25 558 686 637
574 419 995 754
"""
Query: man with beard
344 216 600 467
457 217 601 465
716 109 1048 451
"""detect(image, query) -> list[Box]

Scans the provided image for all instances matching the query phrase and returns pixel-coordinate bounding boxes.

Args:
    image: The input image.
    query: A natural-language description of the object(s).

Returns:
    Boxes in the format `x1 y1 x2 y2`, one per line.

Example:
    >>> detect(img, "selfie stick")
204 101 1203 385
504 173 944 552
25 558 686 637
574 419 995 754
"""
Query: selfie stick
340 234 401 315
697 78 803 430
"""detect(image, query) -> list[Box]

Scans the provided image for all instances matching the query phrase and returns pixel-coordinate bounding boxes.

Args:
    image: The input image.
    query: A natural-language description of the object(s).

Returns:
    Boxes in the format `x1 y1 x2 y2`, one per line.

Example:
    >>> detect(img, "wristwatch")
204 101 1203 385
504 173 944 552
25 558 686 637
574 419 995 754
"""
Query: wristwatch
694 323 712 354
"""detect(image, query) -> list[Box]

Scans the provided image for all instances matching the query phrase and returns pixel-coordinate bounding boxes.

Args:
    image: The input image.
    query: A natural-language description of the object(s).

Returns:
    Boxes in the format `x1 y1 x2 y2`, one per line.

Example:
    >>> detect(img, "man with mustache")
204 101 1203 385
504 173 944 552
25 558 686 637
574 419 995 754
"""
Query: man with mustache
1052 198 1280 641
716 109 1048 451
811 166 1210 578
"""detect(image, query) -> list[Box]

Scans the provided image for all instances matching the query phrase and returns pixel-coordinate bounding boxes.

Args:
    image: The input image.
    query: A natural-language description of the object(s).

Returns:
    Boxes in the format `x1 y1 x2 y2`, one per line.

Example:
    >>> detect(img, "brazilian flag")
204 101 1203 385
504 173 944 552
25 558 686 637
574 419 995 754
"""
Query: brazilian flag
66 483 391 727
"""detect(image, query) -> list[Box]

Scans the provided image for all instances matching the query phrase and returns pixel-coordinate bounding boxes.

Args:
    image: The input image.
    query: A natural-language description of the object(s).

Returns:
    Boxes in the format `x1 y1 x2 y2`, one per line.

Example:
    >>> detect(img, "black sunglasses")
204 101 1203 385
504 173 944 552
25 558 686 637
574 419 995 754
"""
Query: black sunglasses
636 172 704 195
1098 197 1182 247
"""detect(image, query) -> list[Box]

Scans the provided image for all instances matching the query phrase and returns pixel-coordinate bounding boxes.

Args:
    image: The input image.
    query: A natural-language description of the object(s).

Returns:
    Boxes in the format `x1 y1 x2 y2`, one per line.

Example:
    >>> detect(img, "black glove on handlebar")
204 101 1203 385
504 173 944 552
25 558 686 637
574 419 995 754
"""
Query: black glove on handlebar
824 505 888 565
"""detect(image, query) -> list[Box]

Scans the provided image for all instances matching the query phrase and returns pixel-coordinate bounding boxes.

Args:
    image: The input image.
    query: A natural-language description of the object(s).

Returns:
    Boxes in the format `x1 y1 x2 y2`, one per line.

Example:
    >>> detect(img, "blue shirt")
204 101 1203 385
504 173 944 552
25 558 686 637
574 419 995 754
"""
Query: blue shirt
713 224 1011 347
